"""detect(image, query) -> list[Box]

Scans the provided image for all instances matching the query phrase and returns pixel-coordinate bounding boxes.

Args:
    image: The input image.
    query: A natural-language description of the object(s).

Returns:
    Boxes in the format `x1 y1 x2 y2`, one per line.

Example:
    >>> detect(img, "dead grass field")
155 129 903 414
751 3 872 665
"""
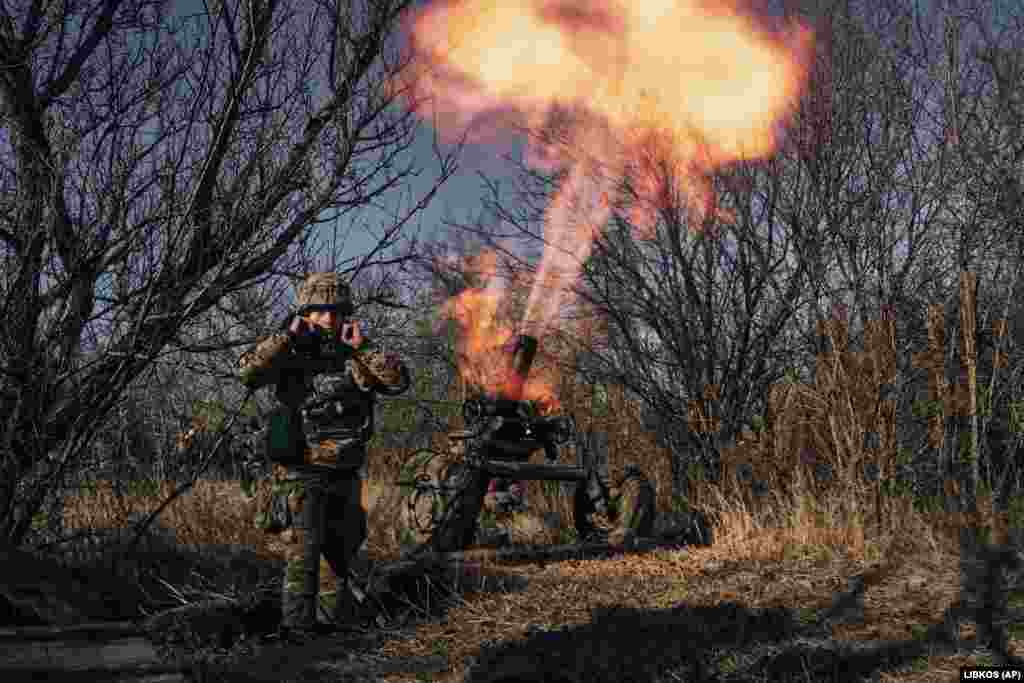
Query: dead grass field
57 462 1024 682
53 312 1024 680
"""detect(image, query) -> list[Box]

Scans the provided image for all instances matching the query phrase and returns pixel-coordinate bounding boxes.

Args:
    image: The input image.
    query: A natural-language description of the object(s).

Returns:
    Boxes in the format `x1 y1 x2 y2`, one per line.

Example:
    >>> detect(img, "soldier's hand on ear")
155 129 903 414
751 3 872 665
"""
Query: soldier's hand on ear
287 316 321 353
340 320 363 350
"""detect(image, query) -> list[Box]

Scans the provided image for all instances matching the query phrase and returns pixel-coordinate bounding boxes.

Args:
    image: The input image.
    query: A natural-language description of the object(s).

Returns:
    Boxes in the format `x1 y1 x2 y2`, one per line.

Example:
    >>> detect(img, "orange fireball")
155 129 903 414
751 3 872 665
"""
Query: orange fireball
438 253 561 410
402 0 813 399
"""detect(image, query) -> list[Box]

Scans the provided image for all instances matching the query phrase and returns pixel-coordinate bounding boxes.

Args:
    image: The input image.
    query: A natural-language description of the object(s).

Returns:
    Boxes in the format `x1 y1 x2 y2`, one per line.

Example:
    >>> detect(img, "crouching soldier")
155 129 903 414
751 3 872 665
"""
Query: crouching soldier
238 273 410 635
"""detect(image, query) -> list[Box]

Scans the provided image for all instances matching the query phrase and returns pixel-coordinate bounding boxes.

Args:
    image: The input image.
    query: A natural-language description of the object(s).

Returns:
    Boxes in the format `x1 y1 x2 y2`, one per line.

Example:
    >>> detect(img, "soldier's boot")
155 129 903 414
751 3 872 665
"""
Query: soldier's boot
326 556 367 629
330 578 361 628
281 555 321 636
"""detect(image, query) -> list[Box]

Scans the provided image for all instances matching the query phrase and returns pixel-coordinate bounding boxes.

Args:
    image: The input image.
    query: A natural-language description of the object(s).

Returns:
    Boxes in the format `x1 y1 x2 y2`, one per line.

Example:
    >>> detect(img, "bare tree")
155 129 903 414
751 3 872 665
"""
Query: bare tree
0 0 458 548
939 0 1024 515
429 0 1024 507
777 0 1024 521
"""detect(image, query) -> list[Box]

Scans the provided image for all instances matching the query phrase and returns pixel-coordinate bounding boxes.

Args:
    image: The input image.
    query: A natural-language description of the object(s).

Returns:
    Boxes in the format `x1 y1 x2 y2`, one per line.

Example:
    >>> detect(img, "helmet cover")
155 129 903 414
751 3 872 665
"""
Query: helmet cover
296 272 354 317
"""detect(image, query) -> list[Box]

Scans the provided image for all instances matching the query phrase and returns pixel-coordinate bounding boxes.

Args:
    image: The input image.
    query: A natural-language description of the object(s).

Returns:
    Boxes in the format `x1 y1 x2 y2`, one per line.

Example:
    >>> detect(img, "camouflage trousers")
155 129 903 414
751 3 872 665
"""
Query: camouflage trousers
274 463 367 630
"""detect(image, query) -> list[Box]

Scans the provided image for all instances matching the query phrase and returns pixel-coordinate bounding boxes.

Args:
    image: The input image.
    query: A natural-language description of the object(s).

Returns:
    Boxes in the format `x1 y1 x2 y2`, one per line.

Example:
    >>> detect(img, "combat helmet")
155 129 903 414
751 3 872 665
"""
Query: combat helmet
296 272 354 317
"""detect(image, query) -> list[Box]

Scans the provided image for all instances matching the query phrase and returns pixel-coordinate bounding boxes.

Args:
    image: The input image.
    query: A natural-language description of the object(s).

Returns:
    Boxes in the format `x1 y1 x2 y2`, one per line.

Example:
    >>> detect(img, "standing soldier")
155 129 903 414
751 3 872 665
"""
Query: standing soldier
238 273 410 635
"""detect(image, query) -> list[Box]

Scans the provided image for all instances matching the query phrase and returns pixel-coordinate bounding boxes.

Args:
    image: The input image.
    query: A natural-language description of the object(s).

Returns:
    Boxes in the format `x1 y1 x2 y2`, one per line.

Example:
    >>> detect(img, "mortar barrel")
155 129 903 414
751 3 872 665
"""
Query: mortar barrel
503 334 538 400
480 460 587 482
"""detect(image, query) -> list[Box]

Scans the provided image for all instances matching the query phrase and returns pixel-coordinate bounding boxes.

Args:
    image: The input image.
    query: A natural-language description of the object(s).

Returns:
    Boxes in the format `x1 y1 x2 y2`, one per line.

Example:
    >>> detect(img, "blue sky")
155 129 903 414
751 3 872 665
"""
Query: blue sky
352 119 523 257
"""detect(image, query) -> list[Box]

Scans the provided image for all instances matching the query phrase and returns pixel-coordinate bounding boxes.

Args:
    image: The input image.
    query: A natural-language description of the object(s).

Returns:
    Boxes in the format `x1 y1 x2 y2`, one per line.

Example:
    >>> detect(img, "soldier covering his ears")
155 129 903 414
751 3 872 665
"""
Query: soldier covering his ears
237 273 411 634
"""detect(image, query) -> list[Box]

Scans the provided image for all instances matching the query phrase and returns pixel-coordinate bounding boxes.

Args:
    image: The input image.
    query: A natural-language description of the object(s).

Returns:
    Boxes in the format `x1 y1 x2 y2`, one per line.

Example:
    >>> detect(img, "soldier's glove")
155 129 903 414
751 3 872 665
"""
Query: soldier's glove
287 316 323 354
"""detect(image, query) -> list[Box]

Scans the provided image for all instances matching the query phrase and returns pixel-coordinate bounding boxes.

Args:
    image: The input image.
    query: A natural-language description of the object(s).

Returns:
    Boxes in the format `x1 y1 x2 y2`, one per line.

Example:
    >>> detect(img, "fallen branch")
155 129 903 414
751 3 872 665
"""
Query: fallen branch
365 535 690 595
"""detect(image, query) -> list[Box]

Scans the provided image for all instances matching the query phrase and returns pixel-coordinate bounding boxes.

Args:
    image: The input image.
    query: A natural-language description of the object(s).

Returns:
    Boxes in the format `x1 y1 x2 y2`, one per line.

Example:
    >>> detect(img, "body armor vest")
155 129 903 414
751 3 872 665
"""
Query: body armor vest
302 365 374 442
269 334 375 447
299 335 374 443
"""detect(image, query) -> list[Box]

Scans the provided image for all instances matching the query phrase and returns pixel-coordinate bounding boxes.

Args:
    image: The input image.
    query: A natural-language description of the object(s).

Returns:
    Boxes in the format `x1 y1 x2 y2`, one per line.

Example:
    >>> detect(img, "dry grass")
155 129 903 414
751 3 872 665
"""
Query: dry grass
53 313 1024 680
57 461 1022 682
367 474 1019 683
63 479 272 553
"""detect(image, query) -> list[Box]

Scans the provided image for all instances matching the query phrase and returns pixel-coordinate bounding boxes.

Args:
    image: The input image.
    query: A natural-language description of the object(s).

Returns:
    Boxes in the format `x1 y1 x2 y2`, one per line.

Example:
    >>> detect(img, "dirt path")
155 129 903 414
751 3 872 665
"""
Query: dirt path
0 621 186 682
0 618 450 682
5 525 1022 682
367 540 1024 682
4 554 1022 683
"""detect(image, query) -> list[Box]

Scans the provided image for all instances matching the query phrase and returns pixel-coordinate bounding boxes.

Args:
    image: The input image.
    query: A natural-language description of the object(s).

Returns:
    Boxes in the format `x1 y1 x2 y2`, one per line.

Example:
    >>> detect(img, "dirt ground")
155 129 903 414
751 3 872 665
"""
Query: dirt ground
30 478 1024 682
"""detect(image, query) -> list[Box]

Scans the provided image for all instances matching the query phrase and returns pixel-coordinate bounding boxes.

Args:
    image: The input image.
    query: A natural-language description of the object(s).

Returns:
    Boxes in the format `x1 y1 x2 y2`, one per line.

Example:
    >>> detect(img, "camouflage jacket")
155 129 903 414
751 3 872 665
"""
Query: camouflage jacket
238 325 410 451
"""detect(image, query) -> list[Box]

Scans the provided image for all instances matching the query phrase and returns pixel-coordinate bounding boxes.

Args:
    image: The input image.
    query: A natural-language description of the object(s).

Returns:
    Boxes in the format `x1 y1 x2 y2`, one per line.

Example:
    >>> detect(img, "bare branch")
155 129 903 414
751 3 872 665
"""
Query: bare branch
41 0 124 107
0 0 452 547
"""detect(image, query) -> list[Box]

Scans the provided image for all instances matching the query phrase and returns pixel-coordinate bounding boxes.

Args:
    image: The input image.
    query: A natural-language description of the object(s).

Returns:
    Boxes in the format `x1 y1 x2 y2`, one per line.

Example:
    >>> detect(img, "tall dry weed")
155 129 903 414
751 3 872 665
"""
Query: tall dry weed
60 303 1010 575
63 479 278 556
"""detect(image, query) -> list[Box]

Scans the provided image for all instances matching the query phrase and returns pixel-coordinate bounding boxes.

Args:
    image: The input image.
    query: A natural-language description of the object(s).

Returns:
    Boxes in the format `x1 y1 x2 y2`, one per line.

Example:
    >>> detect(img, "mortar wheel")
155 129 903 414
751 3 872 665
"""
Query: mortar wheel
431 462 490 554
572 478 609 542
611 466 656 539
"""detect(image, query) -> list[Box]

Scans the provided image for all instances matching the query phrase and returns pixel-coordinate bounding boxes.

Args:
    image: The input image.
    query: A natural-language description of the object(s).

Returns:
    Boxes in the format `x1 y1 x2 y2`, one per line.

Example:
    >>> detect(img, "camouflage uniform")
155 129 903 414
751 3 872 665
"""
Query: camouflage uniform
238 273 410 632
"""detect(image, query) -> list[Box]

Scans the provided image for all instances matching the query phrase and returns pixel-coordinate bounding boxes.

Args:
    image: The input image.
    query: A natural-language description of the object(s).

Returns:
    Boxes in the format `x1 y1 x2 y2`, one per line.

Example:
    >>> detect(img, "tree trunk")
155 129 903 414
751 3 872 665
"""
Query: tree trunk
959 272 979 516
